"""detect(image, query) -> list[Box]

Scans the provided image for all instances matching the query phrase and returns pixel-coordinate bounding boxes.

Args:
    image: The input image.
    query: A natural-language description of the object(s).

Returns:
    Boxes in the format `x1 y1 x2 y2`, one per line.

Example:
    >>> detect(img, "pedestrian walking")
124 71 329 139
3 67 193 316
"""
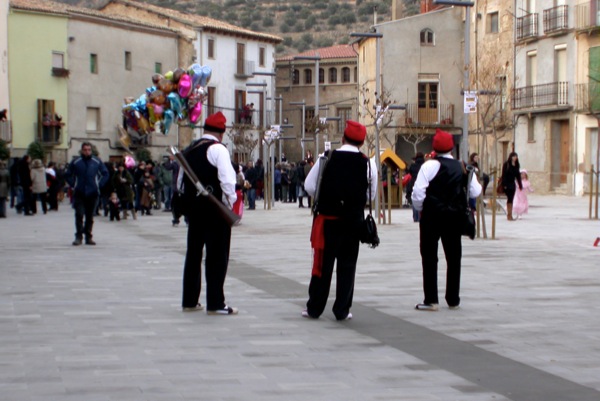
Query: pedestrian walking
180 112 238 315
513 169 533 219
65 142 109 246
500 152 523 221
301 120 377 321
411 129 482 311
0 160 9 218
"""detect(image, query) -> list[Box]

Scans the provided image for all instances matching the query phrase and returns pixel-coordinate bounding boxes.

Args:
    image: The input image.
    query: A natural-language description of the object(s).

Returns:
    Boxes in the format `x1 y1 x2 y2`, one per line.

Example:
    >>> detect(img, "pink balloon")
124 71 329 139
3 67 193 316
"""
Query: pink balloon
178 74 192 98
124 155 135 169
189 101 202 124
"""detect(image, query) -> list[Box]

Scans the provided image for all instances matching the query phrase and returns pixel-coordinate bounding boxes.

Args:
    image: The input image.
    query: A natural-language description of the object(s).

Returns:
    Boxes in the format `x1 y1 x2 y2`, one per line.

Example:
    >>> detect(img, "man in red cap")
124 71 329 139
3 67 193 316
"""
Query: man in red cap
301 120 377 320
411 129 481 311
180 111 239 315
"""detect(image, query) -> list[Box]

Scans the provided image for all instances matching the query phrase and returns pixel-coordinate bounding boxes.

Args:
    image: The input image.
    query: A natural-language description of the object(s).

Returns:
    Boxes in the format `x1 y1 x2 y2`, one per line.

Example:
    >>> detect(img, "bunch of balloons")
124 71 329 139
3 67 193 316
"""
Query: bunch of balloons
122 63 212 136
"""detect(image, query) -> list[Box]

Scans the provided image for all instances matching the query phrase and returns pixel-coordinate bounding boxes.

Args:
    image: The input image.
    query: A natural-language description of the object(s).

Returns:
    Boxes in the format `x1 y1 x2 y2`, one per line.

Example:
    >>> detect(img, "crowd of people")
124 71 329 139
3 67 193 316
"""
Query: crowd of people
0 118 535 320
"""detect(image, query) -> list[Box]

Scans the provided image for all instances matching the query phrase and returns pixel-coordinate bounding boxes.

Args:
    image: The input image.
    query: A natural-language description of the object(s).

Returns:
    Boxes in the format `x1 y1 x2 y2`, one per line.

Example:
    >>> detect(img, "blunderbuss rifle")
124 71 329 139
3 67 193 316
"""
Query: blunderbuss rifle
169 146 241 227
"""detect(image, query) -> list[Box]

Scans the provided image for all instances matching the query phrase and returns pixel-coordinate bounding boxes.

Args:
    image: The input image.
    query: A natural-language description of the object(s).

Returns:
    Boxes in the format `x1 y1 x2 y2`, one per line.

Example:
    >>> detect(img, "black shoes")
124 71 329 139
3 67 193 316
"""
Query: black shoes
85 239 96 246
72 238 82 246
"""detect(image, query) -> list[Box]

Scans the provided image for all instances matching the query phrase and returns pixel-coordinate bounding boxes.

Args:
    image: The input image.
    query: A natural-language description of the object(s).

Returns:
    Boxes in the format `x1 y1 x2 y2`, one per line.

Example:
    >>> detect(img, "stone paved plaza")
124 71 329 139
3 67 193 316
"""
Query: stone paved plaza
1 194 599 400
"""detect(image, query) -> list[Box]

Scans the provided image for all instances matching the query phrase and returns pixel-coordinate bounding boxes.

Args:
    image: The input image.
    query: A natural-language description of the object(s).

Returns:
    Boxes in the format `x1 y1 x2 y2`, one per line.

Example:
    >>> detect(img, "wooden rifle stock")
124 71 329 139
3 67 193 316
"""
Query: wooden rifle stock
169 146 241 227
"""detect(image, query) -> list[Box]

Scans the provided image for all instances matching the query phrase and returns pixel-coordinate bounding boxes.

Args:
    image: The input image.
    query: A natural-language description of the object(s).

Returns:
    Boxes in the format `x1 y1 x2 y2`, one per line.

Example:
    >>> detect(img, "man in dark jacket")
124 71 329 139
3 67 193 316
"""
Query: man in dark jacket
407 152 425 222
301 120 377 321
16 155 32 215
411 129 481 311
65 142 109 245
180 112 238 315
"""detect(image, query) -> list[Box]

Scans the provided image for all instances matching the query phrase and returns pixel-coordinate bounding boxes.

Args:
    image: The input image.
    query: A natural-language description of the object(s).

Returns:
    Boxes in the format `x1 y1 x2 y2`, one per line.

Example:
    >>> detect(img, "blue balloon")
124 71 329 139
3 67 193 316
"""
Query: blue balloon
167 92 184 119
163 109 174 135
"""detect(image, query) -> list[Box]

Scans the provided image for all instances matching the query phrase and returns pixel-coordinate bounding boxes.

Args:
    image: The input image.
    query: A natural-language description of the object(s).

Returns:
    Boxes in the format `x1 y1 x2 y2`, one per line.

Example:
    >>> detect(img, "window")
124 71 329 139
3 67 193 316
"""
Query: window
341 67 351 83
125 51 132 71
155 62 162 74
319 68 324 84
52 52 64 68
527 116 535 142
526 51 537 86
90 54 98 74
487 12 499 33
86 107 100 132
207 86 216 116
208 39 215 59
329 67 337 83
304 68 312 85
235 89 246 124
337 107 351 134
420 29 434 45
237 43 245 75
354 67 358 83
305 108 315 132
292 69 299 85
259 47 265 67
418 82 438 109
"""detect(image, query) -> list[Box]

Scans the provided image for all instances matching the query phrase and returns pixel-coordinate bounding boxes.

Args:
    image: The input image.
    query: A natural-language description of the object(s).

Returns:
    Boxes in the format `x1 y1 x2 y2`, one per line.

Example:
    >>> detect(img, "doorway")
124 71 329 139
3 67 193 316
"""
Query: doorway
550 119 570 189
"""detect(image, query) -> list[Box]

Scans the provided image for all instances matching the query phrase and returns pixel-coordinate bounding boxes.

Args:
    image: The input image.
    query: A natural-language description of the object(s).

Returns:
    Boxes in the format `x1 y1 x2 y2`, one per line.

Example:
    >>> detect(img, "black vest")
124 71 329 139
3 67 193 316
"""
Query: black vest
423 157 467 215
182 139 222 216
317 150 368 222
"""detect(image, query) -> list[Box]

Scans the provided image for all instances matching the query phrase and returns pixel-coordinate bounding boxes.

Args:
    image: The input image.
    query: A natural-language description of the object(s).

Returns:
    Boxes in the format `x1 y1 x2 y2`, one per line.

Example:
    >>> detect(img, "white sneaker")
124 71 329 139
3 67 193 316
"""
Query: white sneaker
415 303 439 311
207 305 238 315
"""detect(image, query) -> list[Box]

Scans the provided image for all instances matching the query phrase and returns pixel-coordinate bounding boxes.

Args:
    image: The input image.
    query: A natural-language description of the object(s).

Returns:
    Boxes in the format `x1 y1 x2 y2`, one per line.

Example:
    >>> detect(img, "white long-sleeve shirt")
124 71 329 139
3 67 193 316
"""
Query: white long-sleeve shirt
304 144 378 200
177 134 237 208
411 153 482 212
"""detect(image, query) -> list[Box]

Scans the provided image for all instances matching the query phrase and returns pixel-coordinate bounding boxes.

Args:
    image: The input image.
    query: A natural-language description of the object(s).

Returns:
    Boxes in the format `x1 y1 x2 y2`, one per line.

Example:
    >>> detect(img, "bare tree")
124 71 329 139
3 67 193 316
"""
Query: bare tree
228 123 259 163
358 83 399 155
472 54 514 172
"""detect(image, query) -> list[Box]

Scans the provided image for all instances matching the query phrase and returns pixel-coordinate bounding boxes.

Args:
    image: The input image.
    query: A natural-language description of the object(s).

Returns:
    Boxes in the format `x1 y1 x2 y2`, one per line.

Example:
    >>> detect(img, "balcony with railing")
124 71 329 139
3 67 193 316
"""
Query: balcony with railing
516 13 539 41
575 1 600 30
543 5 569 35
512 82 570 112
235 60 255 79
403 103 454 126
0 120 12 142
575 82 600 113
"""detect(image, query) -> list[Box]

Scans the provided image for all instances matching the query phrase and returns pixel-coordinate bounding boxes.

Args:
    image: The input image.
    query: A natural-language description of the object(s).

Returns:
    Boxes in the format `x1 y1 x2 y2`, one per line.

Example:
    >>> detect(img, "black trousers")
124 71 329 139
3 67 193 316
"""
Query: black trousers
73 193 98 240
182 213 231 310
419 212 462 307
306 219 360 320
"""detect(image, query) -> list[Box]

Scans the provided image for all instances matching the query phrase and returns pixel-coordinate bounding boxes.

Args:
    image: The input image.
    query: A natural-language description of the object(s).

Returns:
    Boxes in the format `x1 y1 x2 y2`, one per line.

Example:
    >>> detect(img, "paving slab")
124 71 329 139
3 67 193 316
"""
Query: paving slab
0 194 599 400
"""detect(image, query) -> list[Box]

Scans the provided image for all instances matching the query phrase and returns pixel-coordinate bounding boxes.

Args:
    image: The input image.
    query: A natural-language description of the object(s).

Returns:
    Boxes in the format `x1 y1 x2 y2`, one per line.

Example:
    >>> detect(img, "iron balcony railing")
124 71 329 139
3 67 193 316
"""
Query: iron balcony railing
543 5 569 34
516 13 539 41
404 103 454 126
235 60 255 78
575 1 600 30
512 82 570 110
575 83 600 113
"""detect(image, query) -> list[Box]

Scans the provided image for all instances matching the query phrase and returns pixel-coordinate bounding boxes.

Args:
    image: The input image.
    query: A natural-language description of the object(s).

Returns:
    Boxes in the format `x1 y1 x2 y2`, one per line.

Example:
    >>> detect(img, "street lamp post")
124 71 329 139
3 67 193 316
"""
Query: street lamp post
290 101 306 159
433 0 474 161
294 55 321 158
350 31 384 221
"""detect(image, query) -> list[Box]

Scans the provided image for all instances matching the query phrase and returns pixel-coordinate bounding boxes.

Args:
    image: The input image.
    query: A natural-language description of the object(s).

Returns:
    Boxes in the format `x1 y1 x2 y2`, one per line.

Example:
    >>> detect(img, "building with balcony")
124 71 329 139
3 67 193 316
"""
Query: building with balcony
513 0 577 194
276 45 358 163
469 0 515 171
574 0 600 194
7 0 70 161
101 0 282 158
359 6 464 163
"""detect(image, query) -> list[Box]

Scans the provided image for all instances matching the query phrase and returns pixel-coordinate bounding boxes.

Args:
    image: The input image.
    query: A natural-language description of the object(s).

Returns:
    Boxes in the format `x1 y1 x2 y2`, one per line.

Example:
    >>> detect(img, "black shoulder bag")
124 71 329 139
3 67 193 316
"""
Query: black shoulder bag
462 166 476 240
360 159 380 248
